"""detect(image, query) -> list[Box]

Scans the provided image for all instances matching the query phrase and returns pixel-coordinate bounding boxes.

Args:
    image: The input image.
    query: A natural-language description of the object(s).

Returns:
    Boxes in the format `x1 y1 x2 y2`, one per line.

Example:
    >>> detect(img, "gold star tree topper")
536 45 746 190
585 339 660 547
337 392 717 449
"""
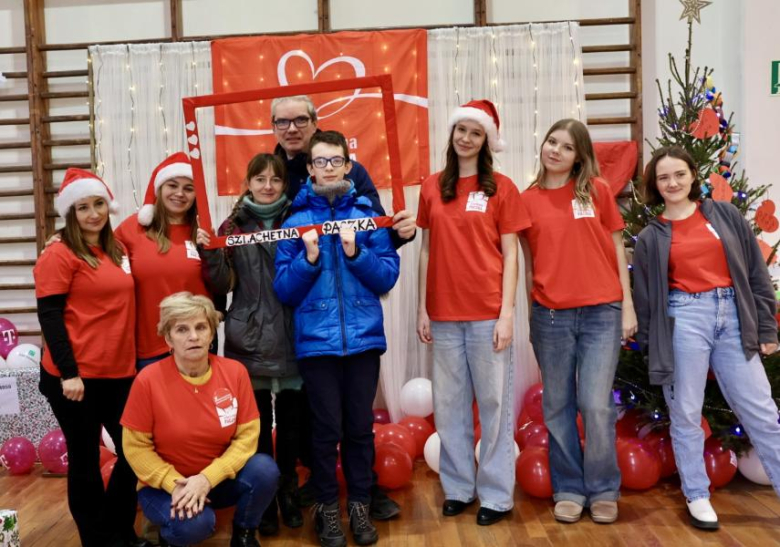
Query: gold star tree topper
679 0 712 24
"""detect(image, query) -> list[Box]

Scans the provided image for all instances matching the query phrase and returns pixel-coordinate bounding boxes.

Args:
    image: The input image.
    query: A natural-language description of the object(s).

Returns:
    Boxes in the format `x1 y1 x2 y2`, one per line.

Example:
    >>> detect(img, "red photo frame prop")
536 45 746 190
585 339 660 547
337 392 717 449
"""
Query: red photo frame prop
181 74 405 249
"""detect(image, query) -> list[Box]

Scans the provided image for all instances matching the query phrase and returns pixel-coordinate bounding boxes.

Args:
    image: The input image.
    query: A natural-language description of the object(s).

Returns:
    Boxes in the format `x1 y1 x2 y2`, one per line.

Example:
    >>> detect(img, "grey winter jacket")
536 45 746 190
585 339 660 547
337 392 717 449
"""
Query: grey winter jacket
200 206 298 379
633 199 777 385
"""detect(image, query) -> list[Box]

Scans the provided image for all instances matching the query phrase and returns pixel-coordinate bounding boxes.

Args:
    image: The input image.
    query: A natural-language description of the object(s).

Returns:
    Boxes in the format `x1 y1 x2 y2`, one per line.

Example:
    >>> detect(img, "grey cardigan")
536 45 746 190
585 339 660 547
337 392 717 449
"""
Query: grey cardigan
633 199 777 385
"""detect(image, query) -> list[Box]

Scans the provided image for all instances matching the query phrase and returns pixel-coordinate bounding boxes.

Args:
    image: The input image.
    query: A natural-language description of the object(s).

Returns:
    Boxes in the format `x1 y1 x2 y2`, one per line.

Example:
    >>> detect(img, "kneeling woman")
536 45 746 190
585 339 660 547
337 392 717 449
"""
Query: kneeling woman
122 292 280 547
633 146 780 530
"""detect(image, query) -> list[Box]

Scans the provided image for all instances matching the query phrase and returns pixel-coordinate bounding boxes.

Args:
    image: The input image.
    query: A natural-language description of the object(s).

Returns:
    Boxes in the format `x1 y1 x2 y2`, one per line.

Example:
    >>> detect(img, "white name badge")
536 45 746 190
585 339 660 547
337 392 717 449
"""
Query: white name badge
572 199 595 219
185 240 201 260
466 191 489 213
121 255 132 274
705 223 721 240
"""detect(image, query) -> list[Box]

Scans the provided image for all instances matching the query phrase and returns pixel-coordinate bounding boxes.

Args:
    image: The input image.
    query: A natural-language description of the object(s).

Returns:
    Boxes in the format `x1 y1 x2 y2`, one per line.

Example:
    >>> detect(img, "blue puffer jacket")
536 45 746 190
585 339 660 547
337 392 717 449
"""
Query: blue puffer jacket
273 179 400 359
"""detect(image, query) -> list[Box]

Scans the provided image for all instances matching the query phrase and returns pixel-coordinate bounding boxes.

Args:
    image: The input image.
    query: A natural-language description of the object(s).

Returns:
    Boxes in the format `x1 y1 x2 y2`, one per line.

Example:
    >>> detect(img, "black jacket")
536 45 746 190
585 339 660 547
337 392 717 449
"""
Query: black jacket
633 199 777 385
200 205 298 379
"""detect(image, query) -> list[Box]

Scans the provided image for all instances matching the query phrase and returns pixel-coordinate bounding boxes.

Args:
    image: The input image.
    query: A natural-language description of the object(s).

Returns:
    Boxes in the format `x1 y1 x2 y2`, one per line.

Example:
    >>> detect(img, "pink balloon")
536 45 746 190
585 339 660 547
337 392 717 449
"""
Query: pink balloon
0 437 36 475
39 429 68 474
523 383 545 423
373 408 391 425
0 317 19 359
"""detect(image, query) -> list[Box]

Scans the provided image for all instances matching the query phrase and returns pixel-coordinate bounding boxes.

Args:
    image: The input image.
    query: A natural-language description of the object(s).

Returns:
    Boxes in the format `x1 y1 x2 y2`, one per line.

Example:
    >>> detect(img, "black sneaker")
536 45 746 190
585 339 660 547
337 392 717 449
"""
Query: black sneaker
313 502 347 547
230 524 261 547
369 485 400 520
348 501 379 546
278 479 304 528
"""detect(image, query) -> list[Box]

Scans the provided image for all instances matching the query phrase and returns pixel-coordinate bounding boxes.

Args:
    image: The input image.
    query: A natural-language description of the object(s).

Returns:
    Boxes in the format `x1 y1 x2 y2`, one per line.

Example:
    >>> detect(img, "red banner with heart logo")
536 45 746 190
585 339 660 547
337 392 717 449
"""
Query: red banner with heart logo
211 29 429 195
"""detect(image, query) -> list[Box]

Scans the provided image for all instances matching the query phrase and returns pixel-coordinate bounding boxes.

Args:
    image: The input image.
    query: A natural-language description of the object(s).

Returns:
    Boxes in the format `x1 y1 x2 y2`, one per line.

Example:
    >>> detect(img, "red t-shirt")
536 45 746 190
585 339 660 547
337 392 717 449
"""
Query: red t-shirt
34 242 136 379
665 207 732 293
520 178 624 309
416 172 530 321
114 215 210 358
121 355 259 478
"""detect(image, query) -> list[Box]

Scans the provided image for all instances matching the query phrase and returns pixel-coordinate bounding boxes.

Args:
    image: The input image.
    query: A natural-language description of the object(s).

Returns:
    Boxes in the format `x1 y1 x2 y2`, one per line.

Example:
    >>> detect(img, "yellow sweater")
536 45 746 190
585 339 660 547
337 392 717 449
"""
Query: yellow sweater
122 366 260 493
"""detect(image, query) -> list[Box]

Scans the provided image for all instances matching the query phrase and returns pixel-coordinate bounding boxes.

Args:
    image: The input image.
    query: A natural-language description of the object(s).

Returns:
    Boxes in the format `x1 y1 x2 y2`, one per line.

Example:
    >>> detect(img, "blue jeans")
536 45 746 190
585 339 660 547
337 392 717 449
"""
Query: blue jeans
664 288 780 501
530 301 622 506
431 320 515 511
138 454 279 545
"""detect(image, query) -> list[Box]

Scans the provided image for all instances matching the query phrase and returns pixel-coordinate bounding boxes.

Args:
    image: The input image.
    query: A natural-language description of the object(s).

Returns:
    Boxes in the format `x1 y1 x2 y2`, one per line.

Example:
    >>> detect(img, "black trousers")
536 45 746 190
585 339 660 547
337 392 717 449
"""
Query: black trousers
298 351 380 504
39 368 138 547
255 388 307 477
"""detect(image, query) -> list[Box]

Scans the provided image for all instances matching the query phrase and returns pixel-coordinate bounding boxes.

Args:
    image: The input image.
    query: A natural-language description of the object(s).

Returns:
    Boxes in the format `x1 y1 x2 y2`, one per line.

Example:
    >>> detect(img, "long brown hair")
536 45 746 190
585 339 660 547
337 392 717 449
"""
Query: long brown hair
531 118 600 204
145 183 198 253
438 126 496 203
61 203 124 269
641 146 702 206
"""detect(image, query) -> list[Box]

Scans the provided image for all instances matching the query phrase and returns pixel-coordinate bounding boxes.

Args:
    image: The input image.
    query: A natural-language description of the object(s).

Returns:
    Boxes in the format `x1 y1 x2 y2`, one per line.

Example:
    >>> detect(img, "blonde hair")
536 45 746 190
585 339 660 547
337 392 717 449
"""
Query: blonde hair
532 118 601 204
61 202 124 269
157 292 219 338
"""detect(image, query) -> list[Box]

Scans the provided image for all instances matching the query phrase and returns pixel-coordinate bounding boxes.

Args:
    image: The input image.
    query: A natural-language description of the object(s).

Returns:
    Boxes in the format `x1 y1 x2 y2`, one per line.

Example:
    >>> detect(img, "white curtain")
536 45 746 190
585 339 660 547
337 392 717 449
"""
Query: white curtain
89 24 585 422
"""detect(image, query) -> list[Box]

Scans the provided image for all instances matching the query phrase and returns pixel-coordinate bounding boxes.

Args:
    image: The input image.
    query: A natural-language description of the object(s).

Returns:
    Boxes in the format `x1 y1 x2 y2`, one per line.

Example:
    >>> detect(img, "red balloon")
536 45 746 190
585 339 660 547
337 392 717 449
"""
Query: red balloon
644 430 677 478
101 457 117 490
617 439 660 490
517 410 532 429
525 430 549 449
576 413 585 441
516 421 547 450
425 413 436 430
616 409 645 438
522 383 545 423
373 408 391 425
372 422 386 436
398 416 434 459
700 416 712 440
39 429 68 474
374 443 413 489
472 399 480 427
703 437 737 488
0 437 36 475
335 457 347 491
99 446 115 469
474 423 482 446
375 424 417 460
516 447 553 498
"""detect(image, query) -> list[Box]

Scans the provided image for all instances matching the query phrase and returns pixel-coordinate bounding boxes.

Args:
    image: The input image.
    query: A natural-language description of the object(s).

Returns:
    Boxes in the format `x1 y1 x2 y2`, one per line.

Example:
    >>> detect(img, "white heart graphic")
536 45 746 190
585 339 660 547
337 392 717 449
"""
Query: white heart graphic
186 121 196 132
188 135 198 145
190 148 200 159
277 50 366 119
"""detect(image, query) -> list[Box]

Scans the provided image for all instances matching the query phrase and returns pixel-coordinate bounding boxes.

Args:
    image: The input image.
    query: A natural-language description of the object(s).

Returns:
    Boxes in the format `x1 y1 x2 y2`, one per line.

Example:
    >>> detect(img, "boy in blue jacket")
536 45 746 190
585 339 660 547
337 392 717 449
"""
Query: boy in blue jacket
274 131 400 547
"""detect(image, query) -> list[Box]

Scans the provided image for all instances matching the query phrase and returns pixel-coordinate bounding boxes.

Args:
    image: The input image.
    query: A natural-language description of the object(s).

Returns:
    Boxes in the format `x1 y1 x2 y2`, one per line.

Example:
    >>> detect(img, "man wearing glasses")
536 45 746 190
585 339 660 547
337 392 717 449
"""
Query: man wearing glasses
271 95 416 249
270 95 410 523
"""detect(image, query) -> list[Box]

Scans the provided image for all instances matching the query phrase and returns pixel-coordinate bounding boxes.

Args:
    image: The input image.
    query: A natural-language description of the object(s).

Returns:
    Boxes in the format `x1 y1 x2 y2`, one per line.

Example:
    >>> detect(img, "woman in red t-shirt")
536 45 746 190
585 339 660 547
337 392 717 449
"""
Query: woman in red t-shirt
518 119 636 525
416 100 528 526
34 168 140 547
122 292 279 547
113 152 213 368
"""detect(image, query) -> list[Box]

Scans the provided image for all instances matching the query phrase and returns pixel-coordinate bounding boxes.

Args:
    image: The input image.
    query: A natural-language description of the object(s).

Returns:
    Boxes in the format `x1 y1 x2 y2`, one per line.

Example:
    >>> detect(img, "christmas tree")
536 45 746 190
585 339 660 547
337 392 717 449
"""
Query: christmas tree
616 20 780 454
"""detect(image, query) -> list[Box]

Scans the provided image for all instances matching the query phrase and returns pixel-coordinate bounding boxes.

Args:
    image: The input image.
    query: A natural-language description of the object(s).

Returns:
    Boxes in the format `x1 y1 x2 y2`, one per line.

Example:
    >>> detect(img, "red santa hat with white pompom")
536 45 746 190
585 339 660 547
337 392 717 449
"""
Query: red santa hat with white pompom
54 168 119 217
137 152 194 226
447 99 506 153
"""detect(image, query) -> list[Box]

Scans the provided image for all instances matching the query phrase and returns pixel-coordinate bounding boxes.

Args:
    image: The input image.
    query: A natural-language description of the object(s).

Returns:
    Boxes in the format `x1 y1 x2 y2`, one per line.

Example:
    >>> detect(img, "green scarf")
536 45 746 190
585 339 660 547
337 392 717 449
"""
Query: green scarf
241 194 289 229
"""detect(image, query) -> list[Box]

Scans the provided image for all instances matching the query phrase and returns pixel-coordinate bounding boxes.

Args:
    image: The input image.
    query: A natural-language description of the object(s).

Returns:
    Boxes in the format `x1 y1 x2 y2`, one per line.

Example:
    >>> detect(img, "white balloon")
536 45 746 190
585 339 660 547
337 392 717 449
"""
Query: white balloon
101 427 116 455
738 448 771 486
474 439 521 464
5 344 41 368
0 356 6 369
400 378 433 417
423 432 441 473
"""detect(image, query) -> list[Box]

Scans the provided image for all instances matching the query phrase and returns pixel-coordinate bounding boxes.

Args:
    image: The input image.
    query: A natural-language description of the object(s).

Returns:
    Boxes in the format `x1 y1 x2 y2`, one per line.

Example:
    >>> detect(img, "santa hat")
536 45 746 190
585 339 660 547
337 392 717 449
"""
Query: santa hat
447 99 506 153
54 168 119 217
137 152 193 226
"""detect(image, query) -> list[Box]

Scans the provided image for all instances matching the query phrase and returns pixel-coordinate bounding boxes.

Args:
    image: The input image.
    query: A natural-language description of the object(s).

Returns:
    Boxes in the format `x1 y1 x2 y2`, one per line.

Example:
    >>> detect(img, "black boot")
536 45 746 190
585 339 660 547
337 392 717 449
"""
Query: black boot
369 484 400 520
313 502 347 547
298 478 316 508
230 524 261 547
258 497 279 536
278 475 304 528
348 500 378 545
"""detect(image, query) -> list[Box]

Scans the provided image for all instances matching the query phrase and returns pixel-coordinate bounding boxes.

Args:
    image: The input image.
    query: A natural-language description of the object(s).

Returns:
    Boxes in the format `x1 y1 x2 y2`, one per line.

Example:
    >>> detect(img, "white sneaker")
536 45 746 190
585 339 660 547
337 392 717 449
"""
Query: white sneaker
686 499 719 530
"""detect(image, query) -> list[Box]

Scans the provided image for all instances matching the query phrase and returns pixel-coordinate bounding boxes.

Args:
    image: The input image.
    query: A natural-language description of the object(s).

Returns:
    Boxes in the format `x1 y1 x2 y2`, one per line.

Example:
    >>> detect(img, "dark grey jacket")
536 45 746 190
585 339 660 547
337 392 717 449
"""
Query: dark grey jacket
200 206 298 379
633 199 777 385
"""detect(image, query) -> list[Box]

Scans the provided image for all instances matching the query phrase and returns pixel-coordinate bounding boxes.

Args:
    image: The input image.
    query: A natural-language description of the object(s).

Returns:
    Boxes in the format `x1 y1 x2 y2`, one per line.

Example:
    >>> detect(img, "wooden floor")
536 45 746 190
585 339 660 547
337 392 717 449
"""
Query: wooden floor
2 462 780 546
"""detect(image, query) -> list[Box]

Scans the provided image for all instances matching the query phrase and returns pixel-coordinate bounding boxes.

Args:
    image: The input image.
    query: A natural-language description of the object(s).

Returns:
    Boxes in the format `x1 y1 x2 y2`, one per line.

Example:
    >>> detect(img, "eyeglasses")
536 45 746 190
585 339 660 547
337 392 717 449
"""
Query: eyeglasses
272 116 312 130
311 156 347 169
